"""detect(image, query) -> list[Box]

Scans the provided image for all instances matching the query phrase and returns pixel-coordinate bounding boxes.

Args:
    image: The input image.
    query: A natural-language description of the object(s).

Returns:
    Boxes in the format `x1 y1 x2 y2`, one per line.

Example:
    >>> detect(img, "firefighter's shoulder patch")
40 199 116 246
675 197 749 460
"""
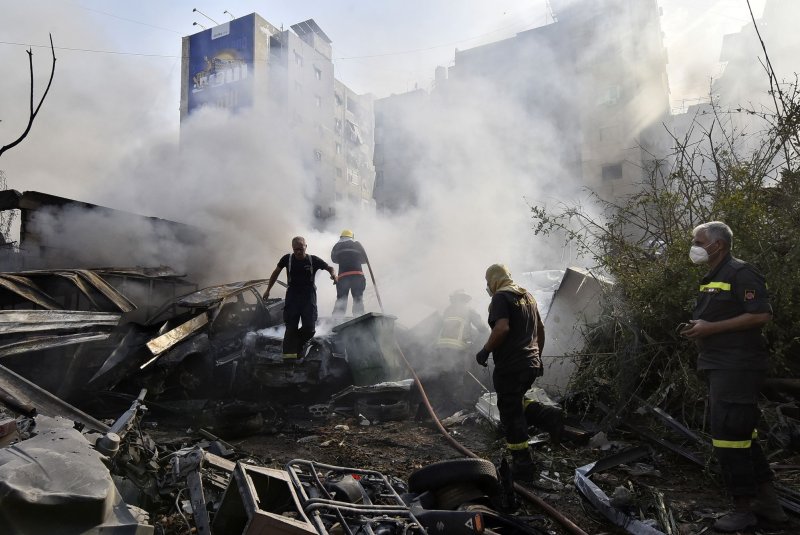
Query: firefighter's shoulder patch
744 289 756 301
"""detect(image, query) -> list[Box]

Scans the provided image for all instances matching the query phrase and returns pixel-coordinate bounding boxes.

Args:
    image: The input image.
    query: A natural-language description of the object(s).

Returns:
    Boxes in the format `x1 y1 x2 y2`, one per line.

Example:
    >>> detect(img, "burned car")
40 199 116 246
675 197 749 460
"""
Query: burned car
88 280 411 409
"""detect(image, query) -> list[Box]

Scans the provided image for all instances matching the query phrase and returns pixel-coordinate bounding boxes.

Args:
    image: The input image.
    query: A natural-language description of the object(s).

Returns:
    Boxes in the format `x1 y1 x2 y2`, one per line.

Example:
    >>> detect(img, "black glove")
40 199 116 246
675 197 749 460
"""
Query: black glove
476 348 490 367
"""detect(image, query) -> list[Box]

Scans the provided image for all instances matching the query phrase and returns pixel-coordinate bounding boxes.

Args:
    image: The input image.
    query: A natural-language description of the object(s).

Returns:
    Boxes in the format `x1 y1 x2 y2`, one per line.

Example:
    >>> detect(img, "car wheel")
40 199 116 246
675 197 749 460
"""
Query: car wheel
408 458 498 493
433 483 487 510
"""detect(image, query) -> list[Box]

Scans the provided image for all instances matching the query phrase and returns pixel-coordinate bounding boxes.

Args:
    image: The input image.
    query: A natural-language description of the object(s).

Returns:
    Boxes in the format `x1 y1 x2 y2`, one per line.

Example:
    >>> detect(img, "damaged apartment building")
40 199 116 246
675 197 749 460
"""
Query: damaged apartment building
373 0 671 212
180 14 376 222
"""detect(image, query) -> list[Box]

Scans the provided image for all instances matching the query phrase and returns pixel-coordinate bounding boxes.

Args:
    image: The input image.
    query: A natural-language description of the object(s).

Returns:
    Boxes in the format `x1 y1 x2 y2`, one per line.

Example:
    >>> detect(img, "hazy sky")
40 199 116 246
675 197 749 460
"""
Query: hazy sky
1 0 766 111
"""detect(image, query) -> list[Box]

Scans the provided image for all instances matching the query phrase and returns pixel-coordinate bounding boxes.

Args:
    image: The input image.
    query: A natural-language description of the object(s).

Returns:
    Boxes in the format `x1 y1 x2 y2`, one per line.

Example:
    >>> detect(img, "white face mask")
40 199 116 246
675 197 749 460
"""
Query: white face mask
689 245 709 264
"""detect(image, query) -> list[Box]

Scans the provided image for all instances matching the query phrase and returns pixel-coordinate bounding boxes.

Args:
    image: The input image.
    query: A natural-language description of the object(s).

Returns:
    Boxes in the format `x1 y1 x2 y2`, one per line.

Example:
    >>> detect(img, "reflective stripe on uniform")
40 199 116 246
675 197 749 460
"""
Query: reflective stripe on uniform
437 316 467 348
283 353 298 359
699 282 732 292
522 398 534 409
435 338 467 349
339 270 364 277
506 440 529 451
752 429 758 439
712 438 751 449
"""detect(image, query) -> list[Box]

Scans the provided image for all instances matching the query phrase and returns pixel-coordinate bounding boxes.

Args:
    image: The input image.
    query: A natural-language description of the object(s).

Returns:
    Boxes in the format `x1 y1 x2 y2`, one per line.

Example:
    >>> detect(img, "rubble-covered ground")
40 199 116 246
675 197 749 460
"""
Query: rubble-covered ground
148 404 800 535
2 269 798 534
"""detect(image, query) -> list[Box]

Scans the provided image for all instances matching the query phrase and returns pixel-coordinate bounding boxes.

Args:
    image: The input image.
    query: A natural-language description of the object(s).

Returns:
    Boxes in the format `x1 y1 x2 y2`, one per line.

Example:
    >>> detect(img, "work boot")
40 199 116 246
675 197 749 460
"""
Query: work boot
713 496 757 533
753 481 789 524
549 410 565 446
509 448 537 483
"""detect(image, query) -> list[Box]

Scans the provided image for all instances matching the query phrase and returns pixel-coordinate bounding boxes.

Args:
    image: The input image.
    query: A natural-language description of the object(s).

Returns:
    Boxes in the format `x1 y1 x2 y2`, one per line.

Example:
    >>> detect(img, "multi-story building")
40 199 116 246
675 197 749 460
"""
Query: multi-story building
374 0 671 209
180 14 375 221
372 89 428 212
714 0 800 110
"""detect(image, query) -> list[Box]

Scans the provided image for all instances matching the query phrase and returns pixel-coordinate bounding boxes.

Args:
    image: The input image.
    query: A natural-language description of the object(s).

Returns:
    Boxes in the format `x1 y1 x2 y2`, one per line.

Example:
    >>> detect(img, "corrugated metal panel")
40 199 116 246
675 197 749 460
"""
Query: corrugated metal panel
0 310 121 335
0 364 109 432
74 270 136 312
0 274 62 310
0 332 112 358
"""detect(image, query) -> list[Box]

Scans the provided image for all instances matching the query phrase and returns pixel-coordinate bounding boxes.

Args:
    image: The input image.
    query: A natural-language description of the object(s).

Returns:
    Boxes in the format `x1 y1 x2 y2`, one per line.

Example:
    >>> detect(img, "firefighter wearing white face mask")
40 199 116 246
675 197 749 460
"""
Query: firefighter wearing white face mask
680 221 786 532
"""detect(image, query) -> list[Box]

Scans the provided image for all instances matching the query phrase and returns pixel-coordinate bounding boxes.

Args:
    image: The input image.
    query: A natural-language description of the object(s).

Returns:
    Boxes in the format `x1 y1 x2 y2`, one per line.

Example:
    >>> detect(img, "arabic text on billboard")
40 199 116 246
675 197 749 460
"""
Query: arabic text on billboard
188 15 254 113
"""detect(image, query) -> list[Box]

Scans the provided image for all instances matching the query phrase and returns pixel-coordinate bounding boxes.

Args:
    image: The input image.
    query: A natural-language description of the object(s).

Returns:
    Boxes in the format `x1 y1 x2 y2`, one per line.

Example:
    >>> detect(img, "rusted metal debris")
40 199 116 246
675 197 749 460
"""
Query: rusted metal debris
0 363 108 432
574 447 668 535
1 269 136 312
0 363 552 534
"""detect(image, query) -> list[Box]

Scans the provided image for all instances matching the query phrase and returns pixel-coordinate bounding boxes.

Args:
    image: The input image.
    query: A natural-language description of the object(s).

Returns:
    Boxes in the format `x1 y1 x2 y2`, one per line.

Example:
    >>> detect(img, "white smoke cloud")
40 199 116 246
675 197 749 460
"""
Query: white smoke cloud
2 0 797 335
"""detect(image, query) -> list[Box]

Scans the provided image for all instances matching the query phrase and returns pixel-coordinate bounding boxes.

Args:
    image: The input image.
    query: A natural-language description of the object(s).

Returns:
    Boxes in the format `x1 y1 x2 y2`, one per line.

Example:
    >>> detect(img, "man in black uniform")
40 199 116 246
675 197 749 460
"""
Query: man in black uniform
330 229 369 316
264 236 337 359
681 221 787 531
475 264 557 481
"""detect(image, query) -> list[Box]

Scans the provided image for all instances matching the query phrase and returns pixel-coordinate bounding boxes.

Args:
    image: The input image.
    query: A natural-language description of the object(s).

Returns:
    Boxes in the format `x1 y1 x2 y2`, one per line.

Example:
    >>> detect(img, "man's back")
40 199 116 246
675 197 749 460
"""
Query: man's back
489 291 542 370
331 240 367 273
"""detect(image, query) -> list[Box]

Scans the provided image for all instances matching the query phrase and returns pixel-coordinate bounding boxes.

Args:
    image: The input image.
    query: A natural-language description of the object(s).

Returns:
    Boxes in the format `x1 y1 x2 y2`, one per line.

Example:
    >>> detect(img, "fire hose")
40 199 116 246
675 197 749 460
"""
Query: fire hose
395 343 589 535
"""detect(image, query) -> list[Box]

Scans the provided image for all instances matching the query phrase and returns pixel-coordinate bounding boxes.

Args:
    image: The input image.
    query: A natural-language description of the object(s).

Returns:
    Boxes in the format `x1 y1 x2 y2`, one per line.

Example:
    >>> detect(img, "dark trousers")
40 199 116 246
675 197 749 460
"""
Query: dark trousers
524 399 564 434
282 288 317 356
494 366 538 448
707 369 773 496
333 274 366 316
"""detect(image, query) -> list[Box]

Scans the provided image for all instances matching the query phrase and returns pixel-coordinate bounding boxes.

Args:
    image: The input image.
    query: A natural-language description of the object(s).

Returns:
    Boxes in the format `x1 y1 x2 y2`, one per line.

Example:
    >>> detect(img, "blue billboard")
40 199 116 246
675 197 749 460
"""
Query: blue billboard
188 14 256 113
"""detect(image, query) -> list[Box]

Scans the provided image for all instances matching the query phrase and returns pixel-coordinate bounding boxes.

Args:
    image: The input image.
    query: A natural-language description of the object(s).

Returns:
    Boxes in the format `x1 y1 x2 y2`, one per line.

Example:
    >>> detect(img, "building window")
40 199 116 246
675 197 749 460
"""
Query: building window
599 124 620 143
314 150 322 162
346 120 363 145
336 167 343 177
314 67 322 80
335 93 343 106
334 118 342 132
315 95 321 108
602 163 623 181
336 142 342 154
347 167 360 185
294 51 303 67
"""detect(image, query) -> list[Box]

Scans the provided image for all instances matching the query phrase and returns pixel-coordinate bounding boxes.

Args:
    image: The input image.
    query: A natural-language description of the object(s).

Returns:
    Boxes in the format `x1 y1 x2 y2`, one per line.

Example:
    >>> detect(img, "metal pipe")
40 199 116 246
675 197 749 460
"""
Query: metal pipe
364 254 384 312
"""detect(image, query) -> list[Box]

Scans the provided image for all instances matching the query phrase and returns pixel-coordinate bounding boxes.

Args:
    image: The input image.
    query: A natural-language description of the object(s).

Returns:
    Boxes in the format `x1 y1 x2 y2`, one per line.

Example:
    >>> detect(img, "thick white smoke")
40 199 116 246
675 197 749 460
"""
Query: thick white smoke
2 0 796 335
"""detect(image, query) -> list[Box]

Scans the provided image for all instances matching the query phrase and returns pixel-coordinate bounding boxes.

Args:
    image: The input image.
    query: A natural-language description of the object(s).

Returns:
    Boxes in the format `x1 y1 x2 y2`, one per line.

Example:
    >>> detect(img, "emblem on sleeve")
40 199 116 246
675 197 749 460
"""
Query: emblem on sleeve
744 289 756 301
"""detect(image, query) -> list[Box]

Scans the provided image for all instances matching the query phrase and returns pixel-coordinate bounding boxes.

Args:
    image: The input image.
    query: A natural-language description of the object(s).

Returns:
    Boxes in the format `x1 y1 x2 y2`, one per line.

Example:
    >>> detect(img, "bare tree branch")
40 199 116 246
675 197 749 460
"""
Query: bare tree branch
0 34 56 158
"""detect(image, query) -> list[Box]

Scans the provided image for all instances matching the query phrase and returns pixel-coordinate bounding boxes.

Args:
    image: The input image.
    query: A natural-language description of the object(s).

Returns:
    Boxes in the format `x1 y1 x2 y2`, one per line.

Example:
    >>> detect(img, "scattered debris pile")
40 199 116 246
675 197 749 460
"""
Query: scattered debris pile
0 266 798 534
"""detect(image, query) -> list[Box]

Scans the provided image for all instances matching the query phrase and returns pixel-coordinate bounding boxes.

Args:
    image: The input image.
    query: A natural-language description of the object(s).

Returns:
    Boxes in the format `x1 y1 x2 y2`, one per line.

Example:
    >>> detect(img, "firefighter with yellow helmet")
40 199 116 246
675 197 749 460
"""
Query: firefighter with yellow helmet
331 229 369 316
435 289 489 404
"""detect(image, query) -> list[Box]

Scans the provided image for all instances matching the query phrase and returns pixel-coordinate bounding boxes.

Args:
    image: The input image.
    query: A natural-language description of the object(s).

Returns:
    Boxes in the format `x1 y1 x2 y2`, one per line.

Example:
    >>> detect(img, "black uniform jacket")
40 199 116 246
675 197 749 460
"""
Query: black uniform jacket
692 253 772 370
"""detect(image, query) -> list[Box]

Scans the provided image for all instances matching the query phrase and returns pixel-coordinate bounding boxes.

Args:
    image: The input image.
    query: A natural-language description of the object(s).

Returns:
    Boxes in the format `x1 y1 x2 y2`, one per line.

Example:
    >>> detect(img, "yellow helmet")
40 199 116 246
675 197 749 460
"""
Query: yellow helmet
340 229 354 238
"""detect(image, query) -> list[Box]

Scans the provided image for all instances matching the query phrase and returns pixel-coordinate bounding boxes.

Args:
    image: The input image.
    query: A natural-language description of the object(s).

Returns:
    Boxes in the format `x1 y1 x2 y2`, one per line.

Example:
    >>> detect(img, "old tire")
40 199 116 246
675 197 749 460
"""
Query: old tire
408 458 498 493
433 484 487 510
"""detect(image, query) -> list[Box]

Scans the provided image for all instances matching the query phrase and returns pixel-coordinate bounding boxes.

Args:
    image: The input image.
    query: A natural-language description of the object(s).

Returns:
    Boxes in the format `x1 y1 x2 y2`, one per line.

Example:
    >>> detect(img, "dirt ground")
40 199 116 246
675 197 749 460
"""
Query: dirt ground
154 405 800 535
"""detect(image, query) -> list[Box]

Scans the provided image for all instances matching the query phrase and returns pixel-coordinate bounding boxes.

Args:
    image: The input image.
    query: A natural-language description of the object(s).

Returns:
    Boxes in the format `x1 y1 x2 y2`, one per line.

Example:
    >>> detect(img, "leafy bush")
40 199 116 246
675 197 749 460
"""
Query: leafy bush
531 79 800 421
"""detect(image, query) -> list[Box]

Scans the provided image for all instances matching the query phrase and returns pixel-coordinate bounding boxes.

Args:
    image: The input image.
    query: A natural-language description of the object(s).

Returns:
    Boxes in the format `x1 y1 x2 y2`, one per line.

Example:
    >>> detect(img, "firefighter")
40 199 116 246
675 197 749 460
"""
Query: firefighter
434 289 488 404
476 264 553 482
680 221 787 532
331 229 369 316
264 236 337 359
